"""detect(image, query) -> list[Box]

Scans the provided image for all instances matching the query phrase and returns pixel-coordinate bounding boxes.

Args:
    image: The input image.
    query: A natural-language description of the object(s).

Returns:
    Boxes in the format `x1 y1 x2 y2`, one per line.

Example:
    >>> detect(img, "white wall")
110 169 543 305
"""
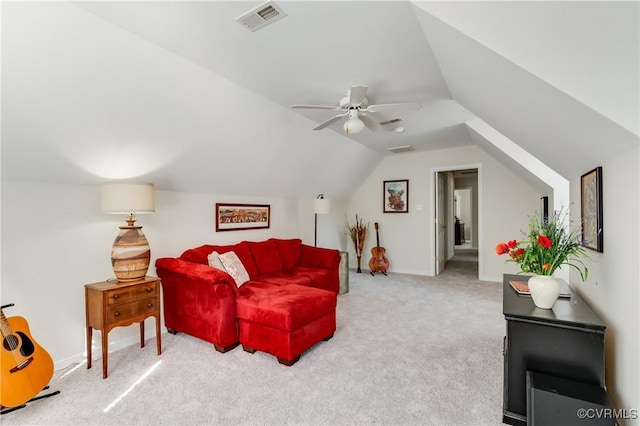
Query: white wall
346 144 545 279
569 148 639 416
0 181 315 370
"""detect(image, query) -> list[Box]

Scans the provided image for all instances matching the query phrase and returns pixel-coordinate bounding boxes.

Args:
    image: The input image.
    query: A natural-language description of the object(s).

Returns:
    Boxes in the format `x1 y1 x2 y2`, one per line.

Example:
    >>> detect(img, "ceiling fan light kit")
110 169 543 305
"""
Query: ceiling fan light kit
291 85 421 134
343 110 365 134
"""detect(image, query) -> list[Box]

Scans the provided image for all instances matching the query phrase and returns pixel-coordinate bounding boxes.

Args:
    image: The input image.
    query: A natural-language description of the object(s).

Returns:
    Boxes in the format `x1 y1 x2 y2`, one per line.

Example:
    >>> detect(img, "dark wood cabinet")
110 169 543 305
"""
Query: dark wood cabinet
527 371 614 426
455 221 465 245
502 274 606 426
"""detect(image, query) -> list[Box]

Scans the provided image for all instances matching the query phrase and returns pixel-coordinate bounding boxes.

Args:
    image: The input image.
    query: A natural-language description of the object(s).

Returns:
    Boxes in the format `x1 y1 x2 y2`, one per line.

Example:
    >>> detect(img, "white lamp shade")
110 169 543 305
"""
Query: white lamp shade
101 183 155 214
314 197 330 214
343 110 365 134
343 117 365 134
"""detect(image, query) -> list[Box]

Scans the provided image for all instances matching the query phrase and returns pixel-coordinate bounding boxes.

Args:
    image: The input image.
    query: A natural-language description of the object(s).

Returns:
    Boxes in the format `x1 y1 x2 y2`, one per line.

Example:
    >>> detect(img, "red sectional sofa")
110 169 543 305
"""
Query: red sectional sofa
155 238 341 364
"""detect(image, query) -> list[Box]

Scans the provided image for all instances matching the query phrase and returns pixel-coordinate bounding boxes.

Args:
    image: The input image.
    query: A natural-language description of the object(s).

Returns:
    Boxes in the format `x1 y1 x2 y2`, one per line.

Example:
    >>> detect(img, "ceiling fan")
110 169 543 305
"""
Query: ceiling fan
291 85 421 134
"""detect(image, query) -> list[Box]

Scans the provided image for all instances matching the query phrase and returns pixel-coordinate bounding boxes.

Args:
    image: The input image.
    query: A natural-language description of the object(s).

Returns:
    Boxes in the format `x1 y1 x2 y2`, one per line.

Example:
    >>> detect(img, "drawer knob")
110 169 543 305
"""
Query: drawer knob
146 287 152 292
114 294 120 299
114 311 120 316
147 303 153 308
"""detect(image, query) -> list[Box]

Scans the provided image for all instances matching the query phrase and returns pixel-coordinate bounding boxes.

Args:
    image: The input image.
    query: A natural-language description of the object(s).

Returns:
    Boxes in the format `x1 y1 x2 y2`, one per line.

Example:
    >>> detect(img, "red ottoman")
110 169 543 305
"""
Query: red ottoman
236 284 337 366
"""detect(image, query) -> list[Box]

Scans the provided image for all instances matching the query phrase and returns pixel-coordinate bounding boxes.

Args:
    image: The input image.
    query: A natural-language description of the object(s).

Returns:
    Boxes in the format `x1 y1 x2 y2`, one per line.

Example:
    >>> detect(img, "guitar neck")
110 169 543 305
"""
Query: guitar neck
0 309 12 337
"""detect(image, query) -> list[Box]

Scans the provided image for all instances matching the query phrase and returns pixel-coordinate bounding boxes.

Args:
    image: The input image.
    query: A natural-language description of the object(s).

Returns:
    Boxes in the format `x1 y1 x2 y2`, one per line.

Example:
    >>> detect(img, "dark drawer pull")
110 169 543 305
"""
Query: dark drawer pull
147 303 153 308
114 294 120 299
114 311 120 316
146 287 152 292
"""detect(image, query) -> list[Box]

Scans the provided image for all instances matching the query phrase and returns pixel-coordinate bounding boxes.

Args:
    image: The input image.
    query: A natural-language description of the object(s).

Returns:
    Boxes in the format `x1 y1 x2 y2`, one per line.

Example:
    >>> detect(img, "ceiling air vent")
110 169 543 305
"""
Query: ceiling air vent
236 1 287 32
388 145 415 154
381 118 405 133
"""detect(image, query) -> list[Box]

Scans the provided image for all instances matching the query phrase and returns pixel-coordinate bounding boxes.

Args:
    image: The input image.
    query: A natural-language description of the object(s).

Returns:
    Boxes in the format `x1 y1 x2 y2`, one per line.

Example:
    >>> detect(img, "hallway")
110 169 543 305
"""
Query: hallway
442 247 479 280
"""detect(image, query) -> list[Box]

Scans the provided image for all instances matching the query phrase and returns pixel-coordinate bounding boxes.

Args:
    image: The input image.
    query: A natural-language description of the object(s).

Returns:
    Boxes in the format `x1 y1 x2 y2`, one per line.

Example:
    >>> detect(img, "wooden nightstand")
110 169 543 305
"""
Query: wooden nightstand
85 276 162 379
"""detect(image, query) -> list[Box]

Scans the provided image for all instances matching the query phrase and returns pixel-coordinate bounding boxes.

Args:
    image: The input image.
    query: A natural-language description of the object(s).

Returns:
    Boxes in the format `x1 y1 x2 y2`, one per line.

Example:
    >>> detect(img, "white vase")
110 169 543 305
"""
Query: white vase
527 275 560 309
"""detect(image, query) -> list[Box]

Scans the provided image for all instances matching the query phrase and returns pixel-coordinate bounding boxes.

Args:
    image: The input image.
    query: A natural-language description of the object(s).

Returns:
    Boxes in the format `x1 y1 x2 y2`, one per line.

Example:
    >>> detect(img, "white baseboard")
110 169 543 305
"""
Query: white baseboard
54 330 169 372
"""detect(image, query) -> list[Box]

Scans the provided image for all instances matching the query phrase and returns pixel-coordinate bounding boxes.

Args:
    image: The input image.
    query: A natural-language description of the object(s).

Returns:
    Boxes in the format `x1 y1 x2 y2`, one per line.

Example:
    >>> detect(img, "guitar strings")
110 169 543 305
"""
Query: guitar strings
1 312 27 362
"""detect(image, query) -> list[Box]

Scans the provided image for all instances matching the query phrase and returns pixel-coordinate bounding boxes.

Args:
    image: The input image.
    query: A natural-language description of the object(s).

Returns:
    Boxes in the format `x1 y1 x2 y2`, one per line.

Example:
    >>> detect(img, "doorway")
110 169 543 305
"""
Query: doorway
454 188 472 249
432 166 481 277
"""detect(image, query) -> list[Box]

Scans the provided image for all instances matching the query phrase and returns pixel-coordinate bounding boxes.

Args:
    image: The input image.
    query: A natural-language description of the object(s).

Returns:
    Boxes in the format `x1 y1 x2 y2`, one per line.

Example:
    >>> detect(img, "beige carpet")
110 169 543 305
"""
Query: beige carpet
2 251 505 425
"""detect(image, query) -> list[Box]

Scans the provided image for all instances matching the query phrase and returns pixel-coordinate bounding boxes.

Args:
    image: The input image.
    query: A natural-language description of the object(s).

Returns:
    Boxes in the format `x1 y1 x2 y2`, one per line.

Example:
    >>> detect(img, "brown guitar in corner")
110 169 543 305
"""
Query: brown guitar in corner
1 305 54 409
369 222 389 276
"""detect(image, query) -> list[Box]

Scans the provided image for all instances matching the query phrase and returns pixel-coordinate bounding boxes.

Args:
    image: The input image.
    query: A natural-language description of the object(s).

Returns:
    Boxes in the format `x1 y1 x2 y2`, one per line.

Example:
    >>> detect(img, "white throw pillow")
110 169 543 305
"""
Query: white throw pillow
218 251 250 287
207 251 227 272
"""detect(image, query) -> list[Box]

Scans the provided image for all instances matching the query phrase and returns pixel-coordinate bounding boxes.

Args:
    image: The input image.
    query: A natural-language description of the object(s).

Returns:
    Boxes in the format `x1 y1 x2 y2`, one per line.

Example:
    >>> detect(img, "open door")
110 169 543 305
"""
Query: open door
435 171 447 275
433 165 481 279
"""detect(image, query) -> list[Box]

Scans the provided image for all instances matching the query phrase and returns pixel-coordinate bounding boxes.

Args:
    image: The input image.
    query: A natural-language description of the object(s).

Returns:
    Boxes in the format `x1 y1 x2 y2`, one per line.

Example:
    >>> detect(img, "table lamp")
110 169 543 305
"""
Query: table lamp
101 183 155 282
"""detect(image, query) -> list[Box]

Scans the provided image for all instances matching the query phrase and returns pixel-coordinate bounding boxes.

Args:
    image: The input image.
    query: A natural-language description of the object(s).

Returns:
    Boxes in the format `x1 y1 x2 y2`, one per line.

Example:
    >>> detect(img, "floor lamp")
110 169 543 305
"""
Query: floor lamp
314 194 330 247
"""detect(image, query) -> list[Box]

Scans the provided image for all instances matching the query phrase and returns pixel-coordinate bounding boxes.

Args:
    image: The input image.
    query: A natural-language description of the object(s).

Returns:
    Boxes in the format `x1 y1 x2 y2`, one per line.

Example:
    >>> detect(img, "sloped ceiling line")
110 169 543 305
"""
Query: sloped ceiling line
412 3 639 179
3 1 638 200
412 1 639 137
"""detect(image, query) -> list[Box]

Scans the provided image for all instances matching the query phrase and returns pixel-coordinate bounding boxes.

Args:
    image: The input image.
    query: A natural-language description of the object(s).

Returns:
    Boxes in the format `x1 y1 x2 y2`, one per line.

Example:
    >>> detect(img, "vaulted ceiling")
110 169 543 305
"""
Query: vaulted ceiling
2 1 638 200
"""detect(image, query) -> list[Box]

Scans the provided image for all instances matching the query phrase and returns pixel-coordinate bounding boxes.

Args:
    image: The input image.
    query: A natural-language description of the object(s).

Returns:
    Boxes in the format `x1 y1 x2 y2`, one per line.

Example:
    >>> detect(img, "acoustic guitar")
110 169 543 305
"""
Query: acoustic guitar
369 222 389 276
1 305 54 408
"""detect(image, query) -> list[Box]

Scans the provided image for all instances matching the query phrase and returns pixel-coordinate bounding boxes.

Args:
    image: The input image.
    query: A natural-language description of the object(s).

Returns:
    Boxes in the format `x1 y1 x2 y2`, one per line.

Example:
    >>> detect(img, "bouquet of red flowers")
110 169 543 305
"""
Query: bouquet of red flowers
496 208 590 280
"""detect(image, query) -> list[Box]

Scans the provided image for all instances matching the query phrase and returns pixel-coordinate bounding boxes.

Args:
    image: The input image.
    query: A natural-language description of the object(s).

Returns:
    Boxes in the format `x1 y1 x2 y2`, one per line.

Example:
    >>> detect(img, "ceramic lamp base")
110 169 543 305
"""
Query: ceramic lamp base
111 226 150 282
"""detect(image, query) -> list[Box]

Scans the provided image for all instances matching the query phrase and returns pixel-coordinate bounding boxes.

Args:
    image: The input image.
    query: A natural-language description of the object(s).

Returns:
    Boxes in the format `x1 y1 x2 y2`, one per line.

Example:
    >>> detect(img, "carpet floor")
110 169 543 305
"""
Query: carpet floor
2 251 505 425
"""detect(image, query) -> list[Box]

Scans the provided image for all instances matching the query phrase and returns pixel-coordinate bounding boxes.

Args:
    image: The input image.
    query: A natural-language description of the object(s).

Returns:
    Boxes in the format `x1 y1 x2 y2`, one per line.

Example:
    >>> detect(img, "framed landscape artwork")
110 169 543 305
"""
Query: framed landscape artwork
580 167 603 252
216 203 270 232
383 179 409 213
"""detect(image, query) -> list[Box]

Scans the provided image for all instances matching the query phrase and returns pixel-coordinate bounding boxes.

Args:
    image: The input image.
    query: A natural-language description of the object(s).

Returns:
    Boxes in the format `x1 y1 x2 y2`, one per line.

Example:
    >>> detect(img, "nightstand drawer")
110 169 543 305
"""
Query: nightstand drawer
106 297 157 324
106 282 157 305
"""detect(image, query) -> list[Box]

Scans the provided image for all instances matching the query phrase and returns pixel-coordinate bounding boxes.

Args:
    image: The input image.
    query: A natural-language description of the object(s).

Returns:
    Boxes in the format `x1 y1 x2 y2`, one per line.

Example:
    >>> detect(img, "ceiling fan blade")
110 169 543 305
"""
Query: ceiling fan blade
291 105 341 110
313 113 347 130
359 114 383 132
349 85 368 106
366 102 421 113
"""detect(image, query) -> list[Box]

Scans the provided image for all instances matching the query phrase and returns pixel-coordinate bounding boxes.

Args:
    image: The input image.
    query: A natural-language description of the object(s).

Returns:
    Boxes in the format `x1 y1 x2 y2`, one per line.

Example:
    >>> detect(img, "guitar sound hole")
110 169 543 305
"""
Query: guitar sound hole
3 332 35 356
3 334 18 351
